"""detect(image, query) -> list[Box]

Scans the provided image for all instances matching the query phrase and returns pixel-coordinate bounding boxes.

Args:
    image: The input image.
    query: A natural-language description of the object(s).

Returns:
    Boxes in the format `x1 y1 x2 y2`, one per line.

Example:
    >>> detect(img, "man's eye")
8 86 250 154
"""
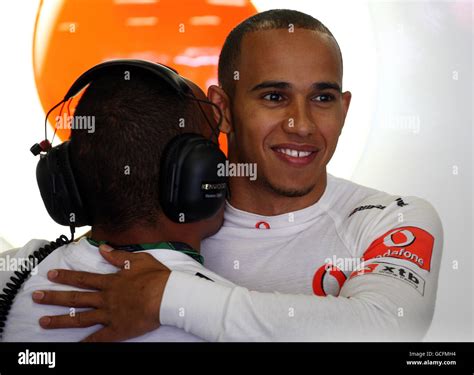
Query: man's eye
262 92 284 102
313 94 335 102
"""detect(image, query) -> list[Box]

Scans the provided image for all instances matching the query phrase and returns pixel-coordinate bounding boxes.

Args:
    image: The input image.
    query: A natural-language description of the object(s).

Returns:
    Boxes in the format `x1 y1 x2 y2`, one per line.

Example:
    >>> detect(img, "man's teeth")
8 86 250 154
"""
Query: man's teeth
276 148 313 158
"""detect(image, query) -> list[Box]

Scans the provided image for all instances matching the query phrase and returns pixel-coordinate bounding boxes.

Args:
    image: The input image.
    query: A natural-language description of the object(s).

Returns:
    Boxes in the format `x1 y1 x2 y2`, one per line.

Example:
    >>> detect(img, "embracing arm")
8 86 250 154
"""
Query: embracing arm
160 259 438 342
160 197 443 342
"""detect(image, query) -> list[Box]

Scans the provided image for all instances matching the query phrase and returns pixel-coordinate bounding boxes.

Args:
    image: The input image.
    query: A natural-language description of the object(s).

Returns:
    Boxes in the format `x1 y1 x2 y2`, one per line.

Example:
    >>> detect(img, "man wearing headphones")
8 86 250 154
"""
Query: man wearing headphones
33 9 443 342
2 63 235 341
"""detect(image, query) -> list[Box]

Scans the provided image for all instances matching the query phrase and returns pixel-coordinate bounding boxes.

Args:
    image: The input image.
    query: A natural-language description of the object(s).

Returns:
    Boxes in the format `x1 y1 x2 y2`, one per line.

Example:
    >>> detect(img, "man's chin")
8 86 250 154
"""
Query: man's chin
264 179 316 198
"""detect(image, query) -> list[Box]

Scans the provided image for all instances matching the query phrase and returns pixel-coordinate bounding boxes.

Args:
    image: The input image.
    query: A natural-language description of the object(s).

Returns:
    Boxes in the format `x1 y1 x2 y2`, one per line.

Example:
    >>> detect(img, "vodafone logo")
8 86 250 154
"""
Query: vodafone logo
376 248 425 267
255 221 270 229
312 263 347 297
383 229 415 247
363 226 434 271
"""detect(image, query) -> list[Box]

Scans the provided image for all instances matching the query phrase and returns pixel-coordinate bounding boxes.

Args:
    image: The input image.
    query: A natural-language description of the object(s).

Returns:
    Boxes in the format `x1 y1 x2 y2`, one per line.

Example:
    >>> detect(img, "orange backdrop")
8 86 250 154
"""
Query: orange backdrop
33 0 257 154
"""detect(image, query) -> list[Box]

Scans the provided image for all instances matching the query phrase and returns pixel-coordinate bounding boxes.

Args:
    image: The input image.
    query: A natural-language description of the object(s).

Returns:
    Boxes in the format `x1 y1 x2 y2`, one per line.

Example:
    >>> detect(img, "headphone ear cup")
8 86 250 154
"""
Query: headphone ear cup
160 133 193 216
160 134 228 223
36 142 89 227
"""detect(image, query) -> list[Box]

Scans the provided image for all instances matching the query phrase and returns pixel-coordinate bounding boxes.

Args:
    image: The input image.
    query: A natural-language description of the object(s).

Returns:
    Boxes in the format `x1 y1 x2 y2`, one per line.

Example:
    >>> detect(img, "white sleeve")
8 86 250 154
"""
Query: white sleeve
160 197 443 342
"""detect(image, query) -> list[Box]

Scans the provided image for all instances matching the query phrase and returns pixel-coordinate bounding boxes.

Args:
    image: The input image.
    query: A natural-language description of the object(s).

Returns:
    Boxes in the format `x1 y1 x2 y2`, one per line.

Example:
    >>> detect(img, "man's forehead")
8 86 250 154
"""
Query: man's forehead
238 28 342 88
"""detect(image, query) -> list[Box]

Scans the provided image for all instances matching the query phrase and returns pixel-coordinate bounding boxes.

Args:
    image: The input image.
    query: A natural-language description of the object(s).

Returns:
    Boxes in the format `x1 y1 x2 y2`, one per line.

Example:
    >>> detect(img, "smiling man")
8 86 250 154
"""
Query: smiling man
33 9 443 342
209 14 349 215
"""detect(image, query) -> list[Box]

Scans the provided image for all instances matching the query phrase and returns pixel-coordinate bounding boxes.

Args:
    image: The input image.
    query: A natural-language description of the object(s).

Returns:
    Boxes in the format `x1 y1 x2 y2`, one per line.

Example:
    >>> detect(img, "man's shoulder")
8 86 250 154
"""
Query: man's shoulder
6 239 50 258
0 238 83 262
326 174 439 219
326 175 442 256
7 238 110 282
345 194 440 227
324 174 391 217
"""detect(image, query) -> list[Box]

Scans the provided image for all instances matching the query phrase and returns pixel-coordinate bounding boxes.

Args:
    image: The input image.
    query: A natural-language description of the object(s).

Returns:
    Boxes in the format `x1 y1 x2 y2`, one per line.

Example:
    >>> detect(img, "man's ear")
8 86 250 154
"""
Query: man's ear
207 85 233 134
338 91 352 135
341 91 352 122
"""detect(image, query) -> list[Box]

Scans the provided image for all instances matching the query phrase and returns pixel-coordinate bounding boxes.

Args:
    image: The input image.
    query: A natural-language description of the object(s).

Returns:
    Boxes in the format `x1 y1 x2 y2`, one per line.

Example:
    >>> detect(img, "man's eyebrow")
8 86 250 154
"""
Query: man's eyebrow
250 81 291 92
249 81 342 93
313 82 342 92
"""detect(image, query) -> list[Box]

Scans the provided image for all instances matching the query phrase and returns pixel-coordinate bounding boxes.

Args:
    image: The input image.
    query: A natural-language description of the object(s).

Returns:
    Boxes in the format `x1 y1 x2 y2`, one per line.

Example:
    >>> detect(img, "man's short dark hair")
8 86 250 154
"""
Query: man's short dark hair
218 9 342 97
69 67 198 233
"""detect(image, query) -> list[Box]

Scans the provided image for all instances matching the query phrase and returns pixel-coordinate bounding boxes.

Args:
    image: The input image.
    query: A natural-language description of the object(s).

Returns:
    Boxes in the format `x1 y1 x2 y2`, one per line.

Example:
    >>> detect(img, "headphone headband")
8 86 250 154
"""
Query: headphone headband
64 59 191 101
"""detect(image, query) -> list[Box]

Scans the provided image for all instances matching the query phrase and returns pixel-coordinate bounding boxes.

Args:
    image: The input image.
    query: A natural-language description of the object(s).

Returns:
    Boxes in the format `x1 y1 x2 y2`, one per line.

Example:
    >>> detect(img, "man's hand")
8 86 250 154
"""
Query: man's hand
32 245 171 342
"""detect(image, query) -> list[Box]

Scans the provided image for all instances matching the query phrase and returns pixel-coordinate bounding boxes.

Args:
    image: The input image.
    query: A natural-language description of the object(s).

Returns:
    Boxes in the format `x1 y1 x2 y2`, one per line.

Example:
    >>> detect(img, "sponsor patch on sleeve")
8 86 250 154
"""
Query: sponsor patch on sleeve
349 262 426 295
362 226 434 271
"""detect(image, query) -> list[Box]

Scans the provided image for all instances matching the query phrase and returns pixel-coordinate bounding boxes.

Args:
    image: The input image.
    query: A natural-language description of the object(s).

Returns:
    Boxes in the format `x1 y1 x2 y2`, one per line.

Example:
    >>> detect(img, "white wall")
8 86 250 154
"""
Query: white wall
350 1 473 342
0 0 87 251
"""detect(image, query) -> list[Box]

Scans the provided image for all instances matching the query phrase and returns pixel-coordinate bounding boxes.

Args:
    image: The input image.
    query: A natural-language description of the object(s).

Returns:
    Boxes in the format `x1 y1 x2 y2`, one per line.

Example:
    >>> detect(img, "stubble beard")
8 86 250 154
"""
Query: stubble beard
260 173 316 198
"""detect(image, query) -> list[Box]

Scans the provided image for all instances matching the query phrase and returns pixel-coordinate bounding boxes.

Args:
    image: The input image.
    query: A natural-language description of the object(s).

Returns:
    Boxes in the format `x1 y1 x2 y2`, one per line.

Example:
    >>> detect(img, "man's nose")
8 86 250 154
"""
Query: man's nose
282 97 316 137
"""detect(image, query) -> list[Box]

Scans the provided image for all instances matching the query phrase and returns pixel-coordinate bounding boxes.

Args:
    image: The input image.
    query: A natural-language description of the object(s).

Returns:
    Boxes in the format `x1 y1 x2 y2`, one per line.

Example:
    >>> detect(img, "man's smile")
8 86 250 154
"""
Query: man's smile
270 143 320 166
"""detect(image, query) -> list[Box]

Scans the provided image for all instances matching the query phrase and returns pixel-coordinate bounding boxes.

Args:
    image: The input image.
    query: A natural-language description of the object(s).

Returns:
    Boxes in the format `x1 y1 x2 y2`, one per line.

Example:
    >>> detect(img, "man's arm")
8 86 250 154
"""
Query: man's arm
159 252 439 341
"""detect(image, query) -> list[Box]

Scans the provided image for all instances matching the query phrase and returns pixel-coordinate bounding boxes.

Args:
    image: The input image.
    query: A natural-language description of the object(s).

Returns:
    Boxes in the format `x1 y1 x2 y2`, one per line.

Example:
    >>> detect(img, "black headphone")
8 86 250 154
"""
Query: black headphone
31 59 228 229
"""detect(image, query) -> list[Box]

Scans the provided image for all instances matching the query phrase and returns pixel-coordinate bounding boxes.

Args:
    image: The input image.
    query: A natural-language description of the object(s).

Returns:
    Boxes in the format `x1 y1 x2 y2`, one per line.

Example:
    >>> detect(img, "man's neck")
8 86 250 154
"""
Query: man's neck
229 172 328 216
90 223 201 251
